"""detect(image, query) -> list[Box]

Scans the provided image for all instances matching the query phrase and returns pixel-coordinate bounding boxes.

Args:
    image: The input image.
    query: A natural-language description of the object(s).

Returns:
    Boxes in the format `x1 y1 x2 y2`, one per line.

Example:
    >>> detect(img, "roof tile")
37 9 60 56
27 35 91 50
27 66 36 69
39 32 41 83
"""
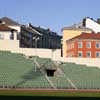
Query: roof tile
67 33 100 41
0 24 14 31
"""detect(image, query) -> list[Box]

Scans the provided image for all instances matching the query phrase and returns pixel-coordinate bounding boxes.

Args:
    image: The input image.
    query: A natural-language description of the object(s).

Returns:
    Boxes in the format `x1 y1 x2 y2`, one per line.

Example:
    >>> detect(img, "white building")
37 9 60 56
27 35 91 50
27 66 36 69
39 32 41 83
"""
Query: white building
0 24 18 40
0 17 21 34
83 17 100 33
0 24 19 50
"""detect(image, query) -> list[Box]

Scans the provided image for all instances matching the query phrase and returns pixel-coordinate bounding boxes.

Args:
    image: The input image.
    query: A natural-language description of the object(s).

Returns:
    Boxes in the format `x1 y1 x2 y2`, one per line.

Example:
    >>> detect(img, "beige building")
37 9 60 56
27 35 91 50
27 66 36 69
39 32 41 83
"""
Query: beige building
0 17 21 32
0 24 18 40
62 23 92 57
0 24 19 49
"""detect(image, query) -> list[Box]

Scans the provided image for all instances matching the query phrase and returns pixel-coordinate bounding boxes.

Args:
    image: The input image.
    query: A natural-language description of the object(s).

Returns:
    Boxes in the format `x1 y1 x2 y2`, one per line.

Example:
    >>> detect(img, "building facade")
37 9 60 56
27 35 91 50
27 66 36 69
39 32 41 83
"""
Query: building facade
83 17 100 33
0 17 62 49
66 33 100 58
0 17 21 33
62 24 92 57
0 24 18 40
20 24 62 49
20 25 42 48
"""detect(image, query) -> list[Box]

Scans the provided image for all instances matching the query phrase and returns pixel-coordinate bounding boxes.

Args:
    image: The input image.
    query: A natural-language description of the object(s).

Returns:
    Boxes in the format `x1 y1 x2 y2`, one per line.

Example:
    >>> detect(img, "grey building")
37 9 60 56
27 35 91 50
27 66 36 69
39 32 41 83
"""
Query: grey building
20 24 62 49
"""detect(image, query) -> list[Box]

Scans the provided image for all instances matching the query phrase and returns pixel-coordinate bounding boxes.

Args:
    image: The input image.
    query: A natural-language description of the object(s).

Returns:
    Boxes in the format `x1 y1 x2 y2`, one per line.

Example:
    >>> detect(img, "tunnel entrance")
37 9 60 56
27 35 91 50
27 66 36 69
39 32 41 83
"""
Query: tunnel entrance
46 69 56 77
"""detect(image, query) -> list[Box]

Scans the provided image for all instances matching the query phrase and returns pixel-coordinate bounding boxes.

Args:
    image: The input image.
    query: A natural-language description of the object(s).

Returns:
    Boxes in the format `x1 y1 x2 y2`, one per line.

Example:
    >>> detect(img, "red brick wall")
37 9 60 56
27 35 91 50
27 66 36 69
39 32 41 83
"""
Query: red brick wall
66 40 100 58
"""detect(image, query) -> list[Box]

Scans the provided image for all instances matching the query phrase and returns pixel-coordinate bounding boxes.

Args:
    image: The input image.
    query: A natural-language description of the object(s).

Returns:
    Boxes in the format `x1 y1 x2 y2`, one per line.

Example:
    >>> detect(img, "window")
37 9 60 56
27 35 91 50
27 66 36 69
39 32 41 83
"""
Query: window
71 43 74 48
78 42 82 48
86 42 91 48
86 51 91 57
10 33 14 40
78 51 82 57
96 52 100 57
96 42 100 48
0 34 4 39
68 43 74 49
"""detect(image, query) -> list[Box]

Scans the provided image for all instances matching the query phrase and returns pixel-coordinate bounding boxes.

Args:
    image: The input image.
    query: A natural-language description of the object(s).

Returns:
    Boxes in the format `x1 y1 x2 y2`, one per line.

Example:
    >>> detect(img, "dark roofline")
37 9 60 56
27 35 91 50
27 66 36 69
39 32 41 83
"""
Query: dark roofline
29 23 61 37
21 25 42 36
0 17 20 26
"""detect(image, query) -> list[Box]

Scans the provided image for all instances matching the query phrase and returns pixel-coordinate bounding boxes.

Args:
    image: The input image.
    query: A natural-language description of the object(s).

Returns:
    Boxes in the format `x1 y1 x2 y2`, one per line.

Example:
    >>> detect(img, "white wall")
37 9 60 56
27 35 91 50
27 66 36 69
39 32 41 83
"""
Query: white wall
86 18 100 33
11 48 61 59
0 40 19 50
53 57 100 68
0 31 11 40
0 31 18 40
9 26 21 33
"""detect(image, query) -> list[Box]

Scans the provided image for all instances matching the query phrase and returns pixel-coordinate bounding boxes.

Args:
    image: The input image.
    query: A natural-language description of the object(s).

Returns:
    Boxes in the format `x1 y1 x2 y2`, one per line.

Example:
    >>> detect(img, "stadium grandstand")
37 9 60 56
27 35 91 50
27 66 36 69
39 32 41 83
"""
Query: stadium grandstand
0 51 100 89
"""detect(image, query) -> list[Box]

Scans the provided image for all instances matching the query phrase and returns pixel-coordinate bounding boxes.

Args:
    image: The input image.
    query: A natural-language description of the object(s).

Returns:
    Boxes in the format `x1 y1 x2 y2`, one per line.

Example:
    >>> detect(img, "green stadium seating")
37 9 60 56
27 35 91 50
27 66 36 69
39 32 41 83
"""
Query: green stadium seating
0 51 100 89
60 62 100 89
0 52 51 88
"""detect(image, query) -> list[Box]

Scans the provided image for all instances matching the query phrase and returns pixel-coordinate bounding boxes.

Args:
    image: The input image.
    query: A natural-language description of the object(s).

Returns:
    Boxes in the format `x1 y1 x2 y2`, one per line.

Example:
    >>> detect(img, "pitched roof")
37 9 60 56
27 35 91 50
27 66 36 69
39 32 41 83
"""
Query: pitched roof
21 25 42 36
62 22 92 31
67 33 100 41
0 24 16 31
0 17 20 26
29 23 61 37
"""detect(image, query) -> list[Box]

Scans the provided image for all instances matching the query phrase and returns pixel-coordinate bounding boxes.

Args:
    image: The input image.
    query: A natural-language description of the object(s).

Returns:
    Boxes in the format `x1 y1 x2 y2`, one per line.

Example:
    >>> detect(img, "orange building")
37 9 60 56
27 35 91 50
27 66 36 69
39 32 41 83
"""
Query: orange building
66 33 100 58
62 23 92 57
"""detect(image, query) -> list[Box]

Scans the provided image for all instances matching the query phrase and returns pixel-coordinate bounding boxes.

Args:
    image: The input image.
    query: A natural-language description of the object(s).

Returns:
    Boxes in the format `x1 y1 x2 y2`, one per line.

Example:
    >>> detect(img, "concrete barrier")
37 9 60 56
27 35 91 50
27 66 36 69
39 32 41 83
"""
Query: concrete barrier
53 57 100 68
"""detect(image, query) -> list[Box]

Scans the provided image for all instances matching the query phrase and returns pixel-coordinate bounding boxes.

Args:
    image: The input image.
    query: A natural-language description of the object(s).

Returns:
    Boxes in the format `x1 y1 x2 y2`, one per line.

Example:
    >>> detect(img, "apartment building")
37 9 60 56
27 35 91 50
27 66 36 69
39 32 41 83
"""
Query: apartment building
66 33 100 58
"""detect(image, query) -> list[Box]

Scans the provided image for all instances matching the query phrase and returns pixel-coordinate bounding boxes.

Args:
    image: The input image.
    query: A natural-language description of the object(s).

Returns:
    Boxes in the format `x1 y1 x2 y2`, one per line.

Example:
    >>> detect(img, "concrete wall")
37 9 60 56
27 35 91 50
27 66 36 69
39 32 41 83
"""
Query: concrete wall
0 40 19 50
11 48 61 59
11 48 52 58
54 57 100 68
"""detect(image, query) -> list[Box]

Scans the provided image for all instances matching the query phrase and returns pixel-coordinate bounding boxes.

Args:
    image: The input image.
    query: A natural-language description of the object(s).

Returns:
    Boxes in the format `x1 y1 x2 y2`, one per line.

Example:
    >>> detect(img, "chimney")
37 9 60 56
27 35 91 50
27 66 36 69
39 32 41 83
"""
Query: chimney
82 18 86 27
0 20 2 24
97 18 100 24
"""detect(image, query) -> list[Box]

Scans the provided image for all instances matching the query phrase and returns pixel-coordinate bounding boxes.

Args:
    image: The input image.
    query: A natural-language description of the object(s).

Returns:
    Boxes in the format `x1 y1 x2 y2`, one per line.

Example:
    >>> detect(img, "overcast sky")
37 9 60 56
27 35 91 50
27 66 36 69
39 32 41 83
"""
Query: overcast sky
0 0 100 34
